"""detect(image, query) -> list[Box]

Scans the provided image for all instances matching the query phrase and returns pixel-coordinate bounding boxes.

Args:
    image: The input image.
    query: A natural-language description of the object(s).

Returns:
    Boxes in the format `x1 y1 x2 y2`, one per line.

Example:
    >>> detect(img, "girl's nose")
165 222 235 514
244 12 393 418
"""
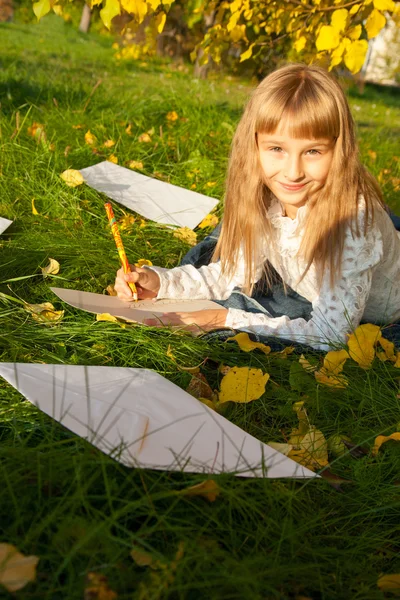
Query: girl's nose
284 156 304 181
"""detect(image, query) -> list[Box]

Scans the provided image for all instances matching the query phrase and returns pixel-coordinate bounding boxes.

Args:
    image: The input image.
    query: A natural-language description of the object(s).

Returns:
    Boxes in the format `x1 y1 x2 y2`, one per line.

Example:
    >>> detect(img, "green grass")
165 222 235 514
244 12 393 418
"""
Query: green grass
1 16 400 599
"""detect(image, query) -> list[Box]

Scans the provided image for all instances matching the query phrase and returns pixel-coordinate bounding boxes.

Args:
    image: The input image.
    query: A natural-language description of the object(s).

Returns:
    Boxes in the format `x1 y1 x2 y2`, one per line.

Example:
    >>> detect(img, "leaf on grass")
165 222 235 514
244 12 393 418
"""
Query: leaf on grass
103 139 115 148
227 332 270 355
166 111 179 121
24 302 64 324
41 258 60 278
118 214 136 230
127 160 144 170
84 130 97 146
377 336 396 362
327 434 352 457
173 227 197 246
219 366 269 404
135 259 153 267
198 214 219 229
268 441 292 455
84 572 117 600
27 122 45 140
372 432 400 456
347 323 382 369
32 199 39 215
180 479 220 502
107 154 118 164
106 284 118 296
186 373 215 400
130 547 155 568
138 132 152 143
60 169 84 187
0 543 39 592
377 573 400 593
299 354 317 372
314 349 349 388
96 313 118 322
271 346 295 358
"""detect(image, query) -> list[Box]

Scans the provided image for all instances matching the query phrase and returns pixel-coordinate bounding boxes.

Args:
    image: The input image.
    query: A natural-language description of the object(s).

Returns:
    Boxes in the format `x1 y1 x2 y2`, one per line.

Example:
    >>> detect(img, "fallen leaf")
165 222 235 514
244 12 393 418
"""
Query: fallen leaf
134 259 153 267
72 124 84 129
206 181 216 188
130 547 155 567
60 169 84 187
173 227 197 246
105 284 117 296
41 258 60 277
377 573 400 593
219 366 269 404
186 373 214 400
377 336 396 362
84 572 117 600
267 441 293 455
198 214 219 229
84 130 96 145
127 160 143 170
32 198 39 215
368 149 377 161
118 214 135 230
372 432 400 456
327 434 352 457
96 313 118 322
271 346 295 358
24 302 64 324
347 323 381 369
138 132 151 143
180 479 220 502
227 332 270 355
299 354 317 372
27 122 45 141
288 426 329 471
125 123 132 135
103 139 115 148
166 111 179 121
107 154 118 164
0 543 39 592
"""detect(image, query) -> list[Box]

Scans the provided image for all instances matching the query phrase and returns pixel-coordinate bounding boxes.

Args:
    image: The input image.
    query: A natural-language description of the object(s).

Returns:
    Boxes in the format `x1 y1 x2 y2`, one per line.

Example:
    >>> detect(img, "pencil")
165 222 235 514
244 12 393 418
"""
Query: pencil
104 202 138 301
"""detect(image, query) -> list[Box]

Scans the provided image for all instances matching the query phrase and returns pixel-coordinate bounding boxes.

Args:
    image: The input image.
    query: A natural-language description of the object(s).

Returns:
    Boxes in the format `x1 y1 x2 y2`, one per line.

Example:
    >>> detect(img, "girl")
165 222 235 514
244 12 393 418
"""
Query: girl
114 63 400 351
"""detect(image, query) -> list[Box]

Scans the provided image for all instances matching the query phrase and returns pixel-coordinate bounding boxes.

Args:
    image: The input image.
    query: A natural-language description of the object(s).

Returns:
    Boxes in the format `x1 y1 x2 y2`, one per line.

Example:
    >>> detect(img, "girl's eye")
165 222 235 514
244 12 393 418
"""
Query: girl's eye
270 147 283 152
306 149 321 155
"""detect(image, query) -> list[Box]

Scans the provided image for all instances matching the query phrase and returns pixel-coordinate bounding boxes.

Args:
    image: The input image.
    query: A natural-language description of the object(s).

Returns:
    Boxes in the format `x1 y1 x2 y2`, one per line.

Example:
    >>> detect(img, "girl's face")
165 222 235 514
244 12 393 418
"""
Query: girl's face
257 126 335 218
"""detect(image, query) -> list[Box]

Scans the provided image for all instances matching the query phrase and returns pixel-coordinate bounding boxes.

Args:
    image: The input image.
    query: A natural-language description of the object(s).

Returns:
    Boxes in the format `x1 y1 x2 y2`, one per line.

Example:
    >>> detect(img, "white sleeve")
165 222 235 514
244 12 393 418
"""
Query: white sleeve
225 223 384 351
147 248 265 301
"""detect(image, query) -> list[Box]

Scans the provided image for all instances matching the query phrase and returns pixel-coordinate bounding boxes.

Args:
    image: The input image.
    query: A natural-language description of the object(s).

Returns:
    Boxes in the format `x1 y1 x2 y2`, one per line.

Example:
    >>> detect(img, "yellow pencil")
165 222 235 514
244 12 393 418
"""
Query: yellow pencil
104 203 138 301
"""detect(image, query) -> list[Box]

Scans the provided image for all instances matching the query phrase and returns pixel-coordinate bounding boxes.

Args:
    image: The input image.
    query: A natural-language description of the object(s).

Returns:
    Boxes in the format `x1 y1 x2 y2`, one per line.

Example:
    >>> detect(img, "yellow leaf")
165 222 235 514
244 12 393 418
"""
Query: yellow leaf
84 130 97 145
60 169 84 187
227 332 271 355
31 198 39 215
96 313 118 322
378 336 396 361
84 572 117 600
267 441 293 455
103 139 115 148
230 24 246 42
106 284 117 296
24 302 64 324
372 432 400 456
314 349 349 388
147 0 161 9
198 214 219 229
155 12 166 33
349 3 360 14
373 0 395 10
347 323 381 368
294 35 307 53
394 352 400 368
130 547 155 567
166 111 179 121
315 370 348 388
100 0 121 29
33 0 50 20
331 8 348 33
138 132 151 142
271 346 295 358
107 154 118 164
180 479 220 502
288 426 329 471
0 543 39 592
365 9 386 39
240 43 254 62
27 122 45 139
299 354 317 372
127 160 143 170
347 24 362 40
173 227 197 246
368 149 377 161
316 25 341 51
219 366 269 404
120 0 147 23
166 344 176 361
377 573 400 592
134 258 153 267
125 123 132 135
118 214 135 230
41 258 60 277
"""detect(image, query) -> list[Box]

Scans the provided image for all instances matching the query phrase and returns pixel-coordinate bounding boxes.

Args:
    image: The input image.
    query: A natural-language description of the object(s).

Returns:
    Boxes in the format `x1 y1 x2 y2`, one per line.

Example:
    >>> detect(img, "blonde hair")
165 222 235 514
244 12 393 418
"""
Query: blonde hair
213 63 384 295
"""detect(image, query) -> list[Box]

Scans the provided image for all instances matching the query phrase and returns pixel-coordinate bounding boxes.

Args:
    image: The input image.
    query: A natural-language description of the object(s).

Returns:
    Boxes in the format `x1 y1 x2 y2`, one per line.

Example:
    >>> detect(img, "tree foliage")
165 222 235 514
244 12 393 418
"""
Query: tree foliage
32 0 400 74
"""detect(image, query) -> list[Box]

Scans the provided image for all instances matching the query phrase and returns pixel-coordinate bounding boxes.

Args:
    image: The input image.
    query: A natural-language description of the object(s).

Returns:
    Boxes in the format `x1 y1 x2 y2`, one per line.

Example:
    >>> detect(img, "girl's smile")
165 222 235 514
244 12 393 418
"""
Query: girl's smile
257 127 335 218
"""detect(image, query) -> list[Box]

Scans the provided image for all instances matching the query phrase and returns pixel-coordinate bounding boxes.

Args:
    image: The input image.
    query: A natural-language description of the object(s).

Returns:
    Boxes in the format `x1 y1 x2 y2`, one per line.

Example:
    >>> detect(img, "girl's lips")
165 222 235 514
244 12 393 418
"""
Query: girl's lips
278 182 307 191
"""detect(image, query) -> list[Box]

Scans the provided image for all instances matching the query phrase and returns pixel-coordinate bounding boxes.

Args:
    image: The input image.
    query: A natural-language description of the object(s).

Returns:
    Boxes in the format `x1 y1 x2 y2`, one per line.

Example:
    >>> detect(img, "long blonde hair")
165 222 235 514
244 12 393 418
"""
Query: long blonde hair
213 63 383 294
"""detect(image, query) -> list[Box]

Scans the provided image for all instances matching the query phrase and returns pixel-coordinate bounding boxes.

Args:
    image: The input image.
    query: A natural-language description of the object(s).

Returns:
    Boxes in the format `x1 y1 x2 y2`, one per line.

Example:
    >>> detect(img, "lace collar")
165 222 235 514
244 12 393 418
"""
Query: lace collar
267 196 309 236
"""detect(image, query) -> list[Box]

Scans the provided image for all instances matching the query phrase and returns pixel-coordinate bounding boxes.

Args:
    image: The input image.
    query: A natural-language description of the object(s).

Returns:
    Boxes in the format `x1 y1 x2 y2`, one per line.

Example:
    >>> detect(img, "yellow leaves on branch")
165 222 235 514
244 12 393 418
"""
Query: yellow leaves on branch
366 9 386 39
60 169 84 187
219 366 269 404
32 0 50 20
100 0 120 29
0 543 39 592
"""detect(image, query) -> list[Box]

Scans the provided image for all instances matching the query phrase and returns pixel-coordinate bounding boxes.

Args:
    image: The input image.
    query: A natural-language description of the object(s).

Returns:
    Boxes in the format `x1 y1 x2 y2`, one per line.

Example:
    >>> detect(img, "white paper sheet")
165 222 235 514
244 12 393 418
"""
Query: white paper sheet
0 363 317 479
80 161 219 229
50 287 225 324
0 218 12 234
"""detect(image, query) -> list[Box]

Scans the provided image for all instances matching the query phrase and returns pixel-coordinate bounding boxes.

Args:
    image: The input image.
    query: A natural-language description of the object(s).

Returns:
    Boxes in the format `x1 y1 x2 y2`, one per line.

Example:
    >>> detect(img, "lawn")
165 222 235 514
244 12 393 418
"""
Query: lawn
1 16 400 599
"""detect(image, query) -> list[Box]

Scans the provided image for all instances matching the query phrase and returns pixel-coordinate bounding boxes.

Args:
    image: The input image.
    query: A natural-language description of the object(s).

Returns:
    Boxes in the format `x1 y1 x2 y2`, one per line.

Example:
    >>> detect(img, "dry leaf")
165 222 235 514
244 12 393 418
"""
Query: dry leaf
84 572 117 600
198 214 219 229
227 332 270 355
60 169 84 187
173 227 197 246
288 426 329 471
377 336 396 362
134 259 153 267
125 123 132 135
41 258 60 278
31 198 39 216
271 346 295 358
127 160 143 170
166 111 179 121
24 302 64 324
105 284 117 296
268 441 293 455
372 432 400 456
186 373 214 400
347 323 381 369
130 547 155 567
299 354 317 372
138 132 151 143
84 130 96 145
96 313 118 322
103 139 115 148
180 479 220 502
118 214 135 230
107 154 118 164
0 543 39 592
377 573 400 593
219 366 269 404
27 122 45 140
367 149 377 161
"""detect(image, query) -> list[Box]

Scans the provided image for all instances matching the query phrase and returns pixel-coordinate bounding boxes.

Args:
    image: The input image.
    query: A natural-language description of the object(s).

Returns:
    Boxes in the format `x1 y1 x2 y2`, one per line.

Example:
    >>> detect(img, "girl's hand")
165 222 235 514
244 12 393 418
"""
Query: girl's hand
144 308 229 333
114 265 160 301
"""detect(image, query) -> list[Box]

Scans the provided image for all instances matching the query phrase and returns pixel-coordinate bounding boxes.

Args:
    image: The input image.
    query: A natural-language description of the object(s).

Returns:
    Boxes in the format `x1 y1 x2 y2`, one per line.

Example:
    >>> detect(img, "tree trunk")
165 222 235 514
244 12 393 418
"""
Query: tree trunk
79 3 92 33
193 8 217 79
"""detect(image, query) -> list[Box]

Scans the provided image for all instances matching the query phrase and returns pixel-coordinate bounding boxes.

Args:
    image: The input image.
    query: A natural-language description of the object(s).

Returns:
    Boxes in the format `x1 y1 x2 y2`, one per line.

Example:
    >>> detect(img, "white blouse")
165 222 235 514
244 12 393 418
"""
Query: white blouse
149 198 400 350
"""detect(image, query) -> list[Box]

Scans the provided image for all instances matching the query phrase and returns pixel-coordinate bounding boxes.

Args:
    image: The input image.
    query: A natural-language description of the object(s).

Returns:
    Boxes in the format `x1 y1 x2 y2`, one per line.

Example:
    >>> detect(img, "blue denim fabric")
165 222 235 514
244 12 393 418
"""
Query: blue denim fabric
180 214 400 350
